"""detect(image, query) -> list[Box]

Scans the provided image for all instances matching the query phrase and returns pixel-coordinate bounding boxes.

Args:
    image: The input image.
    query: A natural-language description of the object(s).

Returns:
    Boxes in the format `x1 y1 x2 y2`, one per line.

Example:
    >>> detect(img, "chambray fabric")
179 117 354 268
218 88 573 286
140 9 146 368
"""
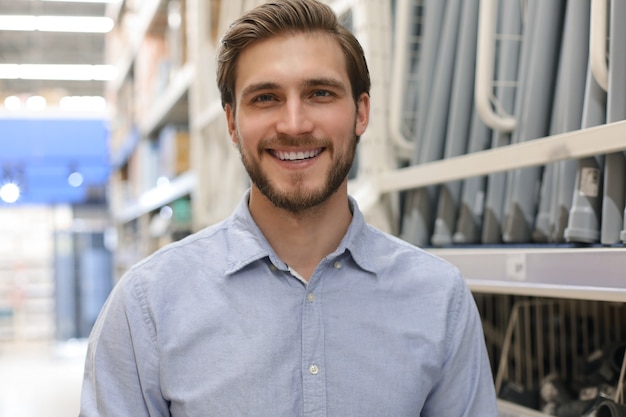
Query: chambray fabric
80 191 498 417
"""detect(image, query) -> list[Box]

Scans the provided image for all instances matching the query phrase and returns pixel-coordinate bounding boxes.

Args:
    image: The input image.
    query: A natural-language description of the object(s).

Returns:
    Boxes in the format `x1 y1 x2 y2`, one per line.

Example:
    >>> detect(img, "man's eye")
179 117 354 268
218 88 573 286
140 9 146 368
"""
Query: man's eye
312 90 331 97
254 94 275 102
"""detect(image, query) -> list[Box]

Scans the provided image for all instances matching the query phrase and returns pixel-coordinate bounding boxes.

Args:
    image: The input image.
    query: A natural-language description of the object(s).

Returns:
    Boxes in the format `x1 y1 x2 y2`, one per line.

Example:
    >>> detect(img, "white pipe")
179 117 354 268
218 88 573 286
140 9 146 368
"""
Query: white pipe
590 0 609 91
475 0 516 132
389 0 415 159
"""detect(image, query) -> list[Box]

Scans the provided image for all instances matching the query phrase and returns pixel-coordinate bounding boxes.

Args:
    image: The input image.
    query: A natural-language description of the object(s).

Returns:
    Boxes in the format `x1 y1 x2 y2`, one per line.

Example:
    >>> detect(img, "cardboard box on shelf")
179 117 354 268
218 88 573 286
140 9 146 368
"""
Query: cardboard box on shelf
157 125 190 179
134 34 169 122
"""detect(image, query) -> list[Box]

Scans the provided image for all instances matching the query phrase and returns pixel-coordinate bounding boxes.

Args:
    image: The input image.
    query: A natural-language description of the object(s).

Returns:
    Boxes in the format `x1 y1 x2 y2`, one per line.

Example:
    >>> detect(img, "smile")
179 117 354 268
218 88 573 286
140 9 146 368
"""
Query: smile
272 148 324 161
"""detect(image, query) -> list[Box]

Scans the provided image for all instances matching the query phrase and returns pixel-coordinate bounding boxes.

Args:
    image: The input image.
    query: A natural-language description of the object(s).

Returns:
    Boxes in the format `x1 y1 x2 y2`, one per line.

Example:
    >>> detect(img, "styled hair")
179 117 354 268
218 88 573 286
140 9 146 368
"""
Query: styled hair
216 0 371 109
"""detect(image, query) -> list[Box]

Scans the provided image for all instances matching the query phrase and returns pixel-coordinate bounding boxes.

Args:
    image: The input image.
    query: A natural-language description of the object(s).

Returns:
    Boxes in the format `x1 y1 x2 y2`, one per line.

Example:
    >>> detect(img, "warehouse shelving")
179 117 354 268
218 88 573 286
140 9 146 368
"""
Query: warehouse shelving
430 246 626 302
106 0 193 277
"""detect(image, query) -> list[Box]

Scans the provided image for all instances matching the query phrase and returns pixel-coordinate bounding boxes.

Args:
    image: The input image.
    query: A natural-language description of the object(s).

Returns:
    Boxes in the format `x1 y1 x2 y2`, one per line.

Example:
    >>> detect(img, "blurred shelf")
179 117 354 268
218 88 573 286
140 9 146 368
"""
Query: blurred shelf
109 0 165 92
379 120 626 194
429 246 626 302
139 63 194 137
113 171 196 223
496 399 550 417
192 100 222 132
106 0 126 22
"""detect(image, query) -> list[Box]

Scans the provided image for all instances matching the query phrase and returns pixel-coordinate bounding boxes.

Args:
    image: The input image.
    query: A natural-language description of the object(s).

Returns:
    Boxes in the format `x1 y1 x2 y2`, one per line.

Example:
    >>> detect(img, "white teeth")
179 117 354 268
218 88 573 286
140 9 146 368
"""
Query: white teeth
275 149 322 161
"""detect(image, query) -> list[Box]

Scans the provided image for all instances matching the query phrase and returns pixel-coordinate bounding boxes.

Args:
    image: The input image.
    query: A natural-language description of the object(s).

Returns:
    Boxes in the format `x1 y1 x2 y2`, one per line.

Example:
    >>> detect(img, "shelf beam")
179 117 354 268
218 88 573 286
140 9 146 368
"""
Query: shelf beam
113 171 197 223
378 120 626 193
429 247 626 302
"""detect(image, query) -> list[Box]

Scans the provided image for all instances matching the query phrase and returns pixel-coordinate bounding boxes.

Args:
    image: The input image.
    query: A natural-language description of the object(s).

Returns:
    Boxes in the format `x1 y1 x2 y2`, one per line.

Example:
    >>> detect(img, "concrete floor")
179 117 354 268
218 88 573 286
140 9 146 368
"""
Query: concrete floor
0 339 86 417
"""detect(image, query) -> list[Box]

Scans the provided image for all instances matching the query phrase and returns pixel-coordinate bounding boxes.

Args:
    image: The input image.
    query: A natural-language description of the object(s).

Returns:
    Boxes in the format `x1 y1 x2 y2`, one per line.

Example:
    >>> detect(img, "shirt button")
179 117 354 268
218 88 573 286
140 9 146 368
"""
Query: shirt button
333 261 342 269
307 293 315 302
269 264 277 272
309 365 319 375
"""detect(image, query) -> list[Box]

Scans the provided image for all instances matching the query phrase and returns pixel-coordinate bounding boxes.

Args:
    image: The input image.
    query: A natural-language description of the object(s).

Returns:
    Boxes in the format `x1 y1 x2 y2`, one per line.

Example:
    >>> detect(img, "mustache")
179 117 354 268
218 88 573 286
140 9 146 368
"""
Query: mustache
258 134 333 150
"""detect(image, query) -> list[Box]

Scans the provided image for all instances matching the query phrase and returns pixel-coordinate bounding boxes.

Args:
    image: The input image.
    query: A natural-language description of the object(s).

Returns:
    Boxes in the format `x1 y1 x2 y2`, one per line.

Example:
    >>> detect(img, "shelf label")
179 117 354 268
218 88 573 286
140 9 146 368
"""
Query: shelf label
505 253 527 281
579 167 600 197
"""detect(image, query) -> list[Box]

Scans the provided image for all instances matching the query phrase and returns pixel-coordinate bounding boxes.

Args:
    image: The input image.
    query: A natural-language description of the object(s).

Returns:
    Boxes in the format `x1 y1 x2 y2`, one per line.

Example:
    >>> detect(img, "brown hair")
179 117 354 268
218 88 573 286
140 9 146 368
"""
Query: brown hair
216 0 371 109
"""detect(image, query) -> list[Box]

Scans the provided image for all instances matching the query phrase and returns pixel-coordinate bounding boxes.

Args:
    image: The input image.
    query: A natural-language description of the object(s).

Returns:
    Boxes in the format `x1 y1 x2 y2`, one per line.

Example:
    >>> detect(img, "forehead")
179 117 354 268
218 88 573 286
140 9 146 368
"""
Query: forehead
234 31 350 94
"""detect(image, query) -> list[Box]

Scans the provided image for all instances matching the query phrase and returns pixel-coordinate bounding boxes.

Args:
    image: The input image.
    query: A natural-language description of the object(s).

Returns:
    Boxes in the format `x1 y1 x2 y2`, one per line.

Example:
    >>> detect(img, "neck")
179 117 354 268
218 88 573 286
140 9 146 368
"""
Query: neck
248 184 352 281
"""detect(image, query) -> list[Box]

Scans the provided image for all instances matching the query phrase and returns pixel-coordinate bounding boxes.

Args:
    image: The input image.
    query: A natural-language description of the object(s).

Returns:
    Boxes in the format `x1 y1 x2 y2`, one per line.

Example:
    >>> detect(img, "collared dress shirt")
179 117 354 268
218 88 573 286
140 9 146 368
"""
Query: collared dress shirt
80 191 498 417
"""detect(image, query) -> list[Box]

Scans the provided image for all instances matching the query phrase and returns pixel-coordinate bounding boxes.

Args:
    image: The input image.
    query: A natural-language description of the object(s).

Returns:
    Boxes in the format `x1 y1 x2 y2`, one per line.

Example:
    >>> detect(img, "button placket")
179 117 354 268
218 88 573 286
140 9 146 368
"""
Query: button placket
301 279 326 416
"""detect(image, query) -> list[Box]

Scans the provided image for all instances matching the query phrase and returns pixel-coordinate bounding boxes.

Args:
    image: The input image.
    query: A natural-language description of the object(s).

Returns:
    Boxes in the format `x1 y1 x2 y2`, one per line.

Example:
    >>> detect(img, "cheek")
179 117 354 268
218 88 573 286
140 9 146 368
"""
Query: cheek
235 111 262 137
234 123 264 155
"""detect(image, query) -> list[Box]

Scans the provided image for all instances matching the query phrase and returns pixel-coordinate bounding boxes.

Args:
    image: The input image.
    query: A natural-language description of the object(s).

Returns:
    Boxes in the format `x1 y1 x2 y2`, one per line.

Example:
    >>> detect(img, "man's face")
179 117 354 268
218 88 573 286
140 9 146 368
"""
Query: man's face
225 32 369 213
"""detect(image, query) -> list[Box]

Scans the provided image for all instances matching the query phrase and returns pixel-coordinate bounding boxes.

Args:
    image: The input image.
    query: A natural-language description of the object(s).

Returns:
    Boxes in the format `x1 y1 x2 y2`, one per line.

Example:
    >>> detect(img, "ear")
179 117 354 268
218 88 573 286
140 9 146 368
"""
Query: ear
355 93 370 137
225 104 238 144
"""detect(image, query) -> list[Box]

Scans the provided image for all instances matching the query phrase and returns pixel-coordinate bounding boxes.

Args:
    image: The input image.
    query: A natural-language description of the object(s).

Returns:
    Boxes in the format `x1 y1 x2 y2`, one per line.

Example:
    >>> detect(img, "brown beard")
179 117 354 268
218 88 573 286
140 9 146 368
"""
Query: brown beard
237 132 357 213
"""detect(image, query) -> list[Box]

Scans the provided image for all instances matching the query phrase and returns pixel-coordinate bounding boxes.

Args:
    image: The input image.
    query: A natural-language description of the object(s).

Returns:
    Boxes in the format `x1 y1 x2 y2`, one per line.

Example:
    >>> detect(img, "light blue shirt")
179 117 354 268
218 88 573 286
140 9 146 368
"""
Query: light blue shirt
80 191 498 416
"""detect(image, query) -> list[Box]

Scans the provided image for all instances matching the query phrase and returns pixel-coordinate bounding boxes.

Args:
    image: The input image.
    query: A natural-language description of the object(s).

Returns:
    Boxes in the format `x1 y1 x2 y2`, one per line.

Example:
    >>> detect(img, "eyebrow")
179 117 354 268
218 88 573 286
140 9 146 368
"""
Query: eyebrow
302 77 347 92
240 77 348 99
240 82 280 99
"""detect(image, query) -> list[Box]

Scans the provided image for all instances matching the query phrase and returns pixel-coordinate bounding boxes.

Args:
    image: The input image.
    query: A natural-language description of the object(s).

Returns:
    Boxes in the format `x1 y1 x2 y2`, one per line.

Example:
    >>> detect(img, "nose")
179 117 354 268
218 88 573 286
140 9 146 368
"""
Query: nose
275 98 314 136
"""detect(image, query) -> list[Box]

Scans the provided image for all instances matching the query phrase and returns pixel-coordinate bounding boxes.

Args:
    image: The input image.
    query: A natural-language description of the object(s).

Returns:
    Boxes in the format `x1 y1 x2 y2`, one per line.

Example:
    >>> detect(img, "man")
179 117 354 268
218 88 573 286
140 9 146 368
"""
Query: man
80 0 498 415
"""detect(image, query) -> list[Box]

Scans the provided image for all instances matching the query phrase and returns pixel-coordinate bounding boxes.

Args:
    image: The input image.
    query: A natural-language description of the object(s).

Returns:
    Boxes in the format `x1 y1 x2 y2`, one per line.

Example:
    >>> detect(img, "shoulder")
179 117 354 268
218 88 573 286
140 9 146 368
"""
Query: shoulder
349 223 471 311
116 217 234 295
361 223 461 280
144 218 230 266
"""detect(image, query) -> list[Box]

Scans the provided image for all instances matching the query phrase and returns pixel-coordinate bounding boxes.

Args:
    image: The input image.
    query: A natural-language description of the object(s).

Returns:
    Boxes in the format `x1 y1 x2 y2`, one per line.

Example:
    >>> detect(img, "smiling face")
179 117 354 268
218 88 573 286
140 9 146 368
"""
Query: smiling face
225 31 370 213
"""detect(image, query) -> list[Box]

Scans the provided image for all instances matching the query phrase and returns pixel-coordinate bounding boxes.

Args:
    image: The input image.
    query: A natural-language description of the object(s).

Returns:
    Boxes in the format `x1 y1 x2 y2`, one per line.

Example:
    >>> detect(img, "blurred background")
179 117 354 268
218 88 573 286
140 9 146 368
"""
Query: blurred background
1 0 112 415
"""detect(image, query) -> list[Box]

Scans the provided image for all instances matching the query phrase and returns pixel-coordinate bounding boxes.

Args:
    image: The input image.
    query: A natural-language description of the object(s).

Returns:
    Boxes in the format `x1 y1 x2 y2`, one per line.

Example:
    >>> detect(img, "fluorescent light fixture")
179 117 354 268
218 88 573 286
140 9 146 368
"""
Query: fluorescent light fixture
2 95 107 113
0 64 118 81
0 15 114 33
42 0 121 3
0 16 36 31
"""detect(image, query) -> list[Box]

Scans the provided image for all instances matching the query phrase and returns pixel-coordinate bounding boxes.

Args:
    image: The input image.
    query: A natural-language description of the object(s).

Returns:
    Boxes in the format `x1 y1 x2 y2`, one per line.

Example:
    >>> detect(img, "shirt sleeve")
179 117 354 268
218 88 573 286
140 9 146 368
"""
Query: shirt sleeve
422 270 499 417
79 273 169 417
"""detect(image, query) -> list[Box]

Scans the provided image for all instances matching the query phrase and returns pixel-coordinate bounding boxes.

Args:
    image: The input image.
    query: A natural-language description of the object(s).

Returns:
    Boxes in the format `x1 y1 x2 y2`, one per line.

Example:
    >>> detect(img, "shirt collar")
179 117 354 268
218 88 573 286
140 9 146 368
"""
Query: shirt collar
332 195 377 273
224 190 377 275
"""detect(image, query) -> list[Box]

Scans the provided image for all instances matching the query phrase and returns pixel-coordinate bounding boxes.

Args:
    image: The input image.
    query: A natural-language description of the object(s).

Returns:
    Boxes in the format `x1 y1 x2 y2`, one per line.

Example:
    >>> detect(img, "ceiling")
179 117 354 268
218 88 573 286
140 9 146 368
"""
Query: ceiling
0 0 108 100
0 0 111 206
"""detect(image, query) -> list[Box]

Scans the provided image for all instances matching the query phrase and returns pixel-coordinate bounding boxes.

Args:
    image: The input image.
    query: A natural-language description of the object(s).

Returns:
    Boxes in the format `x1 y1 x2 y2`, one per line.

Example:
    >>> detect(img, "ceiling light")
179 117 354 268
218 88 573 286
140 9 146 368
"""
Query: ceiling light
0 182 20 204
68 172 84 187
42 0 121 3
4 96 22 111
26 96 47 111
60 96 107 112
0 64 118 81
0 15 114 33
